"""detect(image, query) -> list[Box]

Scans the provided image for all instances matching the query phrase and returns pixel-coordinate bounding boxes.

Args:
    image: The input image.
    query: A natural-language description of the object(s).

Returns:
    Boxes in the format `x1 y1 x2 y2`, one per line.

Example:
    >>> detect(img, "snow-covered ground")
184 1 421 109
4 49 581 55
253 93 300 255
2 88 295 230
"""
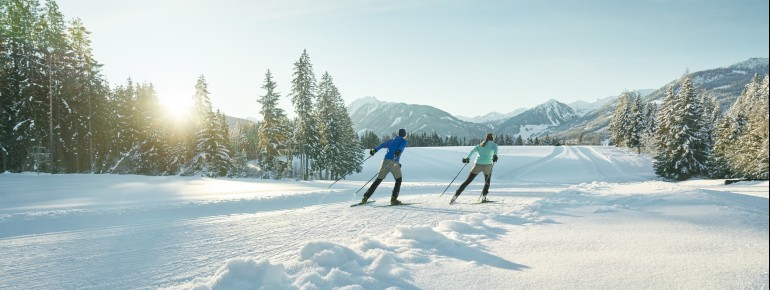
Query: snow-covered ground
1 146 767 289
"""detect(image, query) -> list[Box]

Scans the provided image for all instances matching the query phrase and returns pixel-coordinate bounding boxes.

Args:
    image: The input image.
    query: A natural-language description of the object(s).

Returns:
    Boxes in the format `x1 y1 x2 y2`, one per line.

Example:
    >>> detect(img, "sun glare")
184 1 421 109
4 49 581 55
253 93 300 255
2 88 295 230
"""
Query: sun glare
159 95 193 121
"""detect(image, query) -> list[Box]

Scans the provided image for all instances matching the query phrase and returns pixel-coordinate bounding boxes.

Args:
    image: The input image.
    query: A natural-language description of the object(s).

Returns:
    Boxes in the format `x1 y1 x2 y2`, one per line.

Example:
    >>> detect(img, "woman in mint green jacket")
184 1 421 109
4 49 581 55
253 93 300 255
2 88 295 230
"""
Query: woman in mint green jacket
450 133 498 204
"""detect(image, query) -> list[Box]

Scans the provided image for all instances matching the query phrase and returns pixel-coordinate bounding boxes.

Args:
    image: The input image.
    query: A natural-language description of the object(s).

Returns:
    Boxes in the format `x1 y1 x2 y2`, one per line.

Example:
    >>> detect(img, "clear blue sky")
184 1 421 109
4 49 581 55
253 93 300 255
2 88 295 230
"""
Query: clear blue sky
55 0 769 119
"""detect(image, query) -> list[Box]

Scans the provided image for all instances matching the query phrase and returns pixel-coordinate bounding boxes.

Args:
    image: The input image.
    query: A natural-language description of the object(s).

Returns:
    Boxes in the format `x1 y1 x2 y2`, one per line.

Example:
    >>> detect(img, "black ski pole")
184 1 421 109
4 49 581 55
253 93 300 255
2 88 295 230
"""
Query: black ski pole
328 154 374 188
440 163 468 197
355 172 379 195
479 162 496 202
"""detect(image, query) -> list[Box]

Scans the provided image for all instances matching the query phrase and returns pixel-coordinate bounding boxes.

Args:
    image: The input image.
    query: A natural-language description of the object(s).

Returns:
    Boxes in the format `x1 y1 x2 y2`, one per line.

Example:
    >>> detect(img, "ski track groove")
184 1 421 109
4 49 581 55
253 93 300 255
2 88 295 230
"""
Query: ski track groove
497 146 563 181
581 146 647 181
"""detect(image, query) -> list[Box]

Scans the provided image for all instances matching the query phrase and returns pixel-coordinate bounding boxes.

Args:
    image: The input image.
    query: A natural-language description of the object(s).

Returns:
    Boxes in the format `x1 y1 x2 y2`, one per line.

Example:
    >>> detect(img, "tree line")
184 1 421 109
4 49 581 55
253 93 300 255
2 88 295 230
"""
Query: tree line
358 130 564 149
1 1 364 180
609 73 769 180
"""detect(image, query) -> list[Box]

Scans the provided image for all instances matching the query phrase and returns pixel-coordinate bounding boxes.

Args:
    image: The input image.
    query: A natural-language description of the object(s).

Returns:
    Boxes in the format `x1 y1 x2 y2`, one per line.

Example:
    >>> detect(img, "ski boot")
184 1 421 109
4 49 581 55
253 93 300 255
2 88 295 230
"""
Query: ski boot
390 197 403 206
449 194 459 205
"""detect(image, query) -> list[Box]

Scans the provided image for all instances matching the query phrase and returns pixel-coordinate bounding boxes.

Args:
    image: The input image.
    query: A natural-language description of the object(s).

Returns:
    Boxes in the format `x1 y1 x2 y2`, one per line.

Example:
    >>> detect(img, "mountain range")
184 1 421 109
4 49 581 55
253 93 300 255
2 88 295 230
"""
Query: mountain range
347 57 769 141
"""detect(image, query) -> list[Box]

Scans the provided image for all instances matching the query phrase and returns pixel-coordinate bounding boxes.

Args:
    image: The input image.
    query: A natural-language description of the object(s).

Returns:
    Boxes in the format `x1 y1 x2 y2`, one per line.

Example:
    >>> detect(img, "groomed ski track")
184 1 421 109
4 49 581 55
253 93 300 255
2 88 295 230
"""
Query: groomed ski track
3 146 766 289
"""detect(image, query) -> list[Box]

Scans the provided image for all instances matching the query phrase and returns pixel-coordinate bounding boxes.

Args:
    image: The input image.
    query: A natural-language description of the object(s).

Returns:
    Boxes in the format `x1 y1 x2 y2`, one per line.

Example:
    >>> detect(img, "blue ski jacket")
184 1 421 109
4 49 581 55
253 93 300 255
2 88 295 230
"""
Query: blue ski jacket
375 136 408 163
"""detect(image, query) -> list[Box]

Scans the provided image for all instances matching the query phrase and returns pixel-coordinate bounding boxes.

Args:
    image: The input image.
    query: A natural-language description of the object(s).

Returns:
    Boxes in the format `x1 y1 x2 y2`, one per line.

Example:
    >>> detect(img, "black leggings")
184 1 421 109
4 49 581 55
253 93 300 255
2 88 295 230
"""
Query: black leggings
454 173 490 196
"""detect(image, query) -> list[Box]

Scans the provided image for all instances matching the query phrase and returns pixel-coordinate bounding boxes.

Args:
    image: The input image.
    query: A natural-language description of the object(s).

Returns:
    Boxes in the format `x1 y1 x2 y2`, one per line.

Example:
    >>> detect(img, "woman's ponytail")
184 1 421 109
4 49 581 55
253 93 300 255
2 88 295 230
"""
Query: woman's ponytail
481 133 494 147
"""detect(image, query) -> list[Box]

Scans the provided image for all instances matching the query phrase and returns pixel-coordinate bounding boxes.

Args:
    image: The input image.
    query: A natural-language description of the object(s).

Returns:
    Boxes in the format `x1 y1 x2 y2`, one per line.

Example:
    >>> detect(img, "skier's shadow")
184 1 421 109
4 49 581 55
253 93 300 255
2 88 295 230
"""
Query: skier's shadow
434 239 530 271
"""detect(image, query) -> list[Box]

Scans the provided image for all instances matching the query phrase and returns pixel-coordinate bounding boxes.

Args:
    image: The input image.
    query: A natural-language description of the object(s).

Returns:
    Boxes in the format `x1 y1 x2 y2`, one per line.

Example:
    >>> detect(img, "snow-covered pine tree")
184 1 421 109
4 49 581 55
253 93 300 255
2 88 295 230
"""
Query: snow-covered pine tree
66 18 111 173
132 83 170 175
700 94 720 173
643 102 658 135
653 74 709 180
756 75 769 179
1 0 48 172
731 74 769 179
37 0 72 172
257 70 290 179
314 72 336 179
628 94 644 151
107 80 139 173
289 49 319 180
653 84 677 178
209 110 232 177
609 91 632 147
709 116 735 178
0 1 8 171
637 101 659 155
314 72 363 180
189 75 220 176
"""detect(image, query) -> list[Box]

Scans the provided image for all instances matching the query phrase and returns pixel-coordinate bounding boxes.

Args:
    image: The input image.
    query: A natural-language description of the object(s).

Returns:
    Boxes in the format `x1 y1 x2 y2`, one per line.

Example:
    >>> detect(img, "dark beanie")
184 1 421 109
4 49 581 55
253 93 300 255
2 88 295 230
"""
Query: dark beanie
398 128 406 137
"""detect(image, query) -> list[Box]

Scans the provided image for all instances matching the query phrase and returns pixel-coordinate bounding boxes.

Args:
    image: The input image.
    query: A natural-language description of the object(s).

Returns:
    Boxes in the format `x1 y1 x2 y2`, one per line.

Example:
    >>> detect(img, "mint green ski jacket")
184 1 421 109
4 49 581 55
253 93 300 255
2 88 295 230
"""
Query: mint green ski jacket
466 141 498 165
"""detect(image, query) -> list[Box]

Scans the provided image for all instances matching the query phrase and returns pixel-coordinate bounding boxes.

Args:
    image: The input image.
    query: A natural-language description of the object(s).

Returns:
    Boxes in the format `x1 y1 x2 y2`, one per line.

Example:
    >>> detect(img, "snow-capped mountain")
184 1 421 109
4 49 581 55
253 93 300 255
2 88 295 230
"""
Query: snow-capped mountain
652 57 769 111
493 99 578 138
567 90 653 117
348 57 767 141
551 57 769 141
347 97 489 137
568 96 616 117
456 109 526 124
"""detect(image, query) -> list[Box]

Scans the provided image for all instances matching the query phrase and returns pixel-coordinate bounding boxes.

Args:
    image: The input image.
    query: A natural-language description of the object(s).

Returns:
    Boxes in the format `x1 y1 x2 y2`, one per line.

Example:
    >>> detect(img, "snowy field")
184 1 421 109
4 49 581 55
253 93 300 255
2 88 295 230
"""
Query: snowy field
1 146 767 289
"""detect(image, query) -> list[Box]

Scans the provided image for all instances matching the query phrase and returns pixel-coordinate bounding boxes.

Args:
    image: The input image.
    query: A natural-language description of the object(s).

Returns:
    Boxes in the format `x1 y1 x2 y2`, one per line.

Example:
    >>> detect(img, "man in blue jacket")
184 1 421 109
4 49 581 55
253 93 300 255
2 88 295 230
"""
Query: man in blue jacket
361 128 408 205
451 133 498 204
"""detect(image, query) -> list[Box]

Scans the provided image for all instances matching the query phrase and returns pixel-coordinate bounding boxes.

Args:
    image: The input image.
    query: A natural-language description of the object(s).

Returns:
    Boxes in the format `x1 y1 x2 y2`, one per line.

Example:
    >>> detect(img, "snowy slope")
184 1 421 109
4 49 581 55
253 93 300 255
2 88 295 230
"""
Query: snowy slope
1 146 767 289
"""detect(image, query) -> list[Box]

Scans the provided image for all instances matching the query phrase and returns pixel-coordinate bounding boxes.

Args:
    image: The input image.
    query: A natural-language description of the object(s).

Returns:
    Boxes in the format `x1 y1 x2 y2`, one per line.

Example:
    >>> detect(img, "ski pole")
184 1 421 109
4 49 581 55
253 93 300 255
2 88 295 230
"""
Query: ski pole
440 163 468 197
355 172 379 195
479 162 495 202
328 154 374 188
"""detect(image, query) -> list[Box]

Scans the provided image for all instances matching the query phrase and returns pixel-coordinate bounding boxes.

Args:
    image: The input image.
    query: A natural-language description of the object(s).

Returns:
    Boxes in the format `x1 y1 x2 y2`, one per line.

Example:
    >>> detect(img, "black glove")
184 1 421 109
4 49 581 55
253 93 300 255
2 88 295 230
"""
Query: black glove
398 163 402 168
493 155 498 162
394 150 401 157
462 158 469 164
369 149 376 156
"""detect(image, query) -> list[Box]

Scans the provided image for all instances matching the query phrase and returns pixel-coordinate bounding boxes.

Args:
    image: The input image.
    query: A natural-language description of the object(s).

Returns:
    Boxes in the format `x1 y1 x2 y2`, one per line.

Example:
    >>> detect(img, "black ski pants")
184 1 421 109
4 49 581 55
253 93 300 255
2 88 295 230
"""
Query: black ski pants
454 173 490 197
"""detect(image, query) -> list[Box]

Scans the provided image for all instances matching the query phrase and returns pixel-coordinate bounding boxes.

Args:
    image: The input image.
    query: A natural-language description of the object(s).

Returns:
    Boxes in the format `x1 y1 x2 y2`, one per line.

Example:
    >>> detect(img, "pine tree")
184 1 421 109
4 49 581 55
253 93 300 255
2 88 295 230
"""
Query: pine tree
700 94 719 173
359 130 379 149
314 72 363 180
257 70 290 179
37 0 70 172
730 74 769 179
709 116 735 178
757 75 769 179
0 0 9 171
209 110 232 177
653 74 709 180
609 91 632 147
107 80 139 173
66 18 109 173
628 94 644 151
514 135 524 146
1 0 47 172
132 83 170 175
289 49 318 180
653 84 677 178
189 75 221 176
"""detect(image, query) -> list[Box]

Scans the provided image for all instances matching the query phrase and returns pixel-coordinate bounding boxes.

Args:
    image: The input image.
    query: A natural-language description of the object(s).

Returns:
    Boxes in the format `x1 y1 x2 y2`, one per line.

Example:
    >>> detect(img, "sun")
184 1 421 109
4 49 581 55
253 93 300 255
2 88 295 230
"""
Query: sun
158 94 193 121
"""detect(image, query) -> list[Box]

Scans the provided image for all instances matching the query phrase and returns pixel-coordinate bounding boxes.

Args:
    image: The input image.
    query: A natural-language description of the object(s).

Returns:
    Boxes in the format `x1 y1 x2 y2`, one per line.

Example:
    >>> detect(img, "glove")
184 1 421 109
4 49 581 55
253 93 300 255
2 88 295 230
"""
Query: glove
369 149 376 156
394 150 401 157
493 155 498 162
462 158 469 164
